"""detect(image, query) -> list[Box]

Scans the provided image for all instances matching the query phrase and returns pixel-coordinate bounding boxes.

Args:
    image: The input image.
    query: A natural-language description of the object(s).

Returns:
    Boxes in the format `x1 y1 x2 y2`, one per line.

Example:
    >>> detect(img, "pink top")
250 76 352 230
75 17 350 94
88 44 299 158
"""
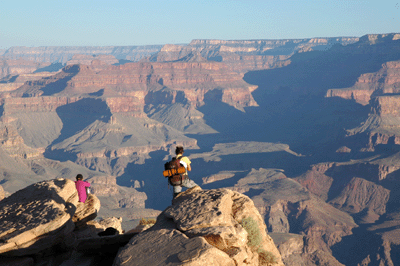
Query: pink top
75 180 90 203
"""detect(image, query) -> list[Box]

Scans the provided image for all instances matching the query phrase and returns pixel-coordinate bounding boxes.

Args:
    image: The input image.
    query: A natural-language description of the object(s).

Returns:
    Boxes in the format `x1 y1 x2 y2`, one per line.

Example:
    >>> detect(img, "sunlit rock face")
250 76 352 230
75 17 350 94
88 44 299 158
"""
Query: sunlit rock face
114 187 285 266
0 178 99 256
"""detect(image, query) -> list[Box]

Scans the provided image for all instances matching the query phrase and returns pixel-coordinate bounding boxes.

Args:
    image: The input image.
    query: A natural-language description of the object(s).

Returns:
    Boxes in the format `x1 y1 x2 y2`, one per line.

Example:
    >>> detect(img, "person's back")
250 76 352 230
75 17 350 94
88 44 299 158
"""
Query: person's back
170 146 198 198
75 174 90 203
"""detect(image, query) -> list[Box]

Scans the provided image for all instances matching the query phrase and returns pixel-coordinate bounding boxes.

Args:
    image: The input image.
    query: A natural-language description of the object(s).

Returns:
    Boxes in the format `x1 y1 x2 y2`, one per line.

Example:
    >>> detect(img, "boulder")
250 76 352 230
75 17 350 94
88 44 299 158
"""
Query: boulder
114 187 284 266
0 178 100 256
97 217 123 234
114 228 235 266
72 194 101 228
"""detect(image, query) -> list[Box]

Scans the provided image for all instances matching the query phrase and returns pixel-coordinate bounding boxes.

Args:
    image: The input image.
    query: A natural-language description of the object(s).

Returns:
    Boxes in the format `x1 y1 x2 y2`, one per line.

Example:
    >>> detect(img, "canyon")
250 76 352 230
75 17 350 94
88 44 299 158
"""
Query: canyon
1 33 400 265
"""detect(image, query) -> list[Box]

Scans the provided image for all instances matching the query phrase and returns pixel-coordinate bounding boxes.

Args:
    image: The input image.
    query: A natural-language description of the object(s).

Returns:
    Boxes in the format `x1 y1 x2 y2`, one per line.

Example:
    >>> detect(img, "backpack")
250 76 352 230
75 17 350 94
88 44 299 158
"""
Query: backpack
163 157 186 186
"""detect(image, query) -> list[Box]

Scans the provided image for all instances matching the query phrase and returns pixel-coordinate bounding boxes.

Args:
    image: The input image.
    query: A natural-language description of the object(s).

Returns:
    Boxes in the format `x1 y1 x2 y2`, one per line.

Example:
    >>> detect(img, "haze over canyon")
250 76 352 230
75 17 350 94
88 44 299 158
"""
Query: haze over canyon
1 33 400 265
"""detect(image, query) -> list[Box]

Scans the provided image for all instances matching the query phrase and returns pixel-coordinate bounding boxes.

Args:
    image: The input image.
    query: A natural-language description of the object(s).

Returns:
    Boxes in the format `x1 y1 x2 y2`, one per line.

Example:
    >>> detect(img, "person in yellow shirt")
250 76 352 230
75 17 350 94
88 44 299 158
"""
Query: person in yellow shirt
172 146 198 198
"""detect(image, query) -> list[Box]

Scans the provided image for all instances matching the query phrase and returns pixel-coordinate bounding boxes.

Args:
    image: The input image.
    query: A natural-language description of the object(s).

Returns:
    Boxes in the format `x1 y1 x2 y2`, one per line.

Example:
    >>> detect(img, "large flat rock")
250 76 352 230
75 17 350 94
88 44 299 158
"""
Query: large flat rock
0 178 100 256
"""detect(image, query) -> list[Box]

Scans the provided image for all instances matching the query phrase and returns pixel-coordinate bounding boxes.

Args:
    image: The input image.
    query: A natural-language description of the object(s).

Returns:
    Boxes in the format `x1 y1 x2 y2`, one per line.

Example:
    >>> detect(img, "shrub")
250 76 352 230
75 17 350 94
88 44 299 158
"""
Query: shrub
138 218 156 225
258 248 277 266
240 216 277 265
240 216 262 249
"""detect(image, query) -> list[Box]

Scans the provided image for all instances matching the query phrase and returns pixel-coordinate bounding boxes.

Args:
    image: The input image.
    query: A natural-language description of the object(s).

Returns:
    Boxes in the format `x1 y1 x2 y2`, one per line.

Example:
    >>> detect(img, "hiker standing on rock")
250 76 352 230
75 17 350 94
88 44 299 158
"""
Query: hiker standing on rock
173 146 198 198
164 146 199 199
75 174 91 203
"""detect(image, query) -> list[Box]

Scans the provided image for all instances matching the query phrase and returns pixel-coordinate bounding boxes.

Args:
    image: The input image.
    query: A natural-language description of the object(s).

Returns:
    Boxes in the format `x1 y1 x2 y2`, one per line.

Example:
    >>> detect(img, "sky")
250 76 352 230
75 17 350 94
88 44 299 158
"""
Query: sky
1 0 399 49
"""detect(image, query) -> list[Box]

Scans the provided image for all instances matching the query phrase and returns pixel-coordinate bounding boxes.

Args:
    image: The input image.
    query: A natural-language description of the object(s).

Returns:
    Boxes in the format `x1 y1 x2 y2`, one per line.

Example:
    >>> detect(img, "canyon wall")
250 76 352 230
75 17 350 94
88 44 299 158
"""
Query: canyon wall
0 58 50 79
1 34 400 266
326 60 400 105
1 45 164 64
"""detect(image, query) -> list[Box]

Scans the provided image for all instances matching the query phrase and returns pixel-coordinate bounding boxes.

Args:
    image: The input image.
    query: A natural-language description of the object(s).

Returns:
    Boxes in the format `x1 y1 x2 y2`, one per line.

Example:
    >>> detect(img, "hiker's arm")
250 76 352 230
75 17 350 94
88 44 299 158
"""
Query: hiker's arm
187 164 191 171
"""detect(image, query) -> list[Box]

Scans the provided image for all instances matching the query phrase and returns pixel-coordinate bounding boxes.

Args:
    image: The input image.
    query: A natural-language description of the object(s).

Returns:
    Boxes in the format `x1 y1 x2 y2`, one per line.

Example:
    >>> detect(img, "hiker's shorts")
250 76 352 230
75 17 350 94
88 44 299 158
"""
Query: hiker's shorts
173 177 197 193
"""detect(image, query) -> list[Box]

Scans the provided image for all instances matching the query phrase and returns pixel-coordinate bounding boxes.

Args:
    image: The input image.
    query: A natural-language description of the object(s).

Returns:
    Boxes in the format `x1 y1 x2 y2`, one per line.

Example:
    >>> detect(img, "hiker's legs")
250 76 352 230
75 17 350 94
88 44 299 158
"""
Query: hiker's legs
172 178 198 199
182 177 197 189
173 185 182 198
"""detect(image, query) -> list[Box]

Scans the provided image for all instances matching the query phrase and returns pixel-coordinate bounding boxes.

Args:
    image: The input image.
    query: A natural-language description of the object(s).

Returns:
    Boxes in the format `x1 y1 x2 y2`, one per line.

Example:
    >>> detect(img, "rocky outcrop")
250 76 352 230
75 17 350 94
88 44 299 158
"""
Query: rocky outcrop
0 178 100 256
0 180 285 265
114 187 284 266
0 178 143 266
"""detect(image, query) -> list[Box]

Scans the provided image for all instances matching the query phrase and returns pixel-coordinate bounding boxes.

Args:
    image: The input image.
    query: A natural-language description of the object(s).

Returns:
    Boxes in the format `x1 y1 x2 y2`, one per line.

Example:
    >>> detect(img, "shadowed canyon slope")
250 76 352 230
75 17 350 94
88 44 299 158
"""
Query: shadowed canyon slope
1 34 400 265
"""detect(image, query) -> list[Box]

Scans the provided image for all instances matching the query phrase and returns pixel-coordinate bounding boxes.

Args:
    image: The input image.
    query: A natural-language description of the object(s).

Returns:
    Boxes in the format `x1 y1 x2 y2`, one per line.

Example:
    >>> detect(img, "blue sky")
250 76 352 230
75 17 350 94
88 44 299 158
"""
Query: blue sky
1 0 399 49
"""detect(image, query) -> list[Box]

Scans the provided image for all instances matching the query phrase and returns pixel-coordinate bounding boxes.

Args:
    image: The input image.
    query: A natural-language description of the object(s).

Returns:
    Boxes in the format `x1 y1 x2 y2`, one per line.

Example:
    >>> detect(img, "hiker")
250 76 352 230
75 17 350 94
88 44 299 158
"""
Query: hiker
75 174 91 203
171 146 198 198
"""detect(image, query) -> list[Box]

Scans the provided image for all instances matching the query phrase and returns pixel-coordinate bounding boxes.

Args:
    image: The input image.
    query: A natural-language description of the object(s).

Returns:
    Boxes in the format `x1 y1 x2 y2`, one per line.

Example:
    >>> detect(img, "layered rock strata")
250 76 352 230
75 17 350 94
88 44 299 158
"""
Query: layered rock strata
0 58 50 79
325 58 400 151
0 72 57 92
296 159 396 223
8 61 257 110
150 37 358 74
231 168 356 265
326 60 400 106
66 54 119 66
1 45 163 64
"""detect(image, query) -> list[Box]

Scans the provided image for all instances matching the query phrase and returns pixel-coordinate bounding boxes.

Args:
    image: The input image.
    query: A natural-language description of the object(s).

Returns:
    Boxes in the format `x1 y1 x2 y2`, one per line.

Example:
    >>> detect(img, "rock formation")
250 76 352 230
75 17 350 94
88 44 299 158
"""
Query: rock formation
0 178 99 256
1 34 400 265
66 54 119 66
149 37 359 74
326 60 400 106
1 45 163 64
0 178 140 265
231 168 357 266
0 178 285 266
0 57 50 79
6 60 258 109
114 187 284 266
329 177 390 223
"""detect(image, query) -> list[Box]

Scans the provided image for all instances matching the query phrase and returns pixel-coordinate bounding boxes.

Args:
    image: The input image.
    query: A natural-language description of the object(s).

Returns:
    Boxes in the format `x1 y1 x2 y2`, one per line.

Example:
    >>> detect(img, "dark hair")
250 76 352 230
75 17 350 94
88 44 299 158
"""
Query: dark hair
76 174 83 181
175 146 184 155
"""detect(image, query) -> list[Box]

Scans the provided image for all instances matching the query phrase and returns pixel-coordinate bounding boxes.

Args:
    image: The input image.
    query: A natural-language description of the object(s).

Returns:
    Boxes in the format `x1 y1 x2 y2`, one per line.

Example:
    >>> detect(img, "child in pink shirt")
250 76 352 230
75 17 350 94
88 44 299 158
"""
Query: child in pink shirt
75 174 90 203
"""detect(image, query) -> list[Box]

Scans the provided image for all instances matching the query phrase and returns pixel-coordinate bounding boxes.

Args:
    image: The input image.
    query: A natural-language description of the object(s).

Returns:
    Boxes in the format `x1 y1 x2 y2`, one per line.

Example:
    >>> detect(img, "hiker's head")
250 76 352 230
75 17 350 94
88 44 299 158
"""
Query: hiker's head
175 146 184 155
76 174 83 181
